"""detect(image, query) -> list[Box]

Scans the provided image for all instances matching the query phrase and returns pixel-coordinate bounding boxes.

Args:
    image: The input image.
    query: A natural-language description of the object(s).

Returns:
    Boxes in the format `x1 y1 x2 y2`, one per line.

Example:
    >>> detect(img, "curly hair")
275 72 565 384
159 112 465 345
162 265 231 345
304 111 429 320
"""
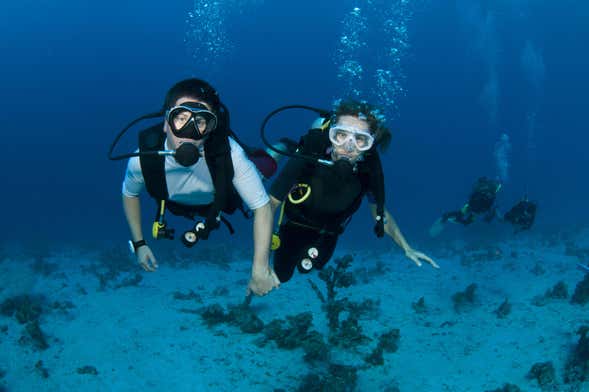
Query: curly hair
333 99 392 151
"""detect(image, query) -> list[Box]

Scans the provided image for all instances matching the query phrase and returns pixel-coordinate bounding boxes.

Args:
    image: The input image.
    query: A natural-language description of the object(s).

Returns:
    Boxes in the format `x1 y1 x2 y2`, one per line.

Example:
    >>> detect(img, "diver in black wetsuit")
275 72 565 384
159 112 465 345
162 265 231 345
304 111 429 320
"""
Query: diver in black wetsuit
446 177 502 224
503 197 537 232
429 177 502 237
267 100 438 283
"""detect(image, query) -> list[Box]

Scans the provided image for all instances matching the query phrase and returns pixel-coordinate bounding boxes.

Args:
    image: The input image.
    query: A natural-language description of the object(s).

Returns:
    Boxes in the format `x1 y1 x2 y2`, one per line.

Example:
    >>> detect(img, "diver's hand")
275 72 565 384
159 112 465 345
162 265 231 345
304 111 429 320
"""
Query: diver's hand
136 245 158 272
374 219 385 237
247 267 280 296
404 248 439 269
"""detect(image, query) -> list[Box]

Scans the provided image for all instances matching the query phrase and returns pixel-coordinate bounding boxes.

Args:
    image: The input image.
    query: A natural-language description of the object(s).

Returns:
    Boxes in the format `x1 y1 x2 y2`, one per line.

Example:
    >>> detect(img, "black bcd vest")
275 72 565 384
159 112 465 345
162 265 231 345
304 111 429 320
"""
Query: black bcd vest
295 128 386 227
138 123 243 224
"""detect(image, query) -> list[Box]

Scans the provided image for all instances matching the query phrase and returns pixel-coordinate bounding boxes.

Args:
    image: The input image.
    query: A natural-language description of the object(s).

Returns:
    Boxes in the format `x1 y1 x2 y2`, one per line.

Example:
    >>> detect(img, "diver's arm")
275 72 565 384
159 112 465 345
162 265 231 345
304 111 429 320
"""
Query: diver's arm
248 201 280 295
369 204 410 251
252 201 273 271
122 157 147 243
123 195 144 242
123 195 158 271
270 195 283 215
369 204 439 269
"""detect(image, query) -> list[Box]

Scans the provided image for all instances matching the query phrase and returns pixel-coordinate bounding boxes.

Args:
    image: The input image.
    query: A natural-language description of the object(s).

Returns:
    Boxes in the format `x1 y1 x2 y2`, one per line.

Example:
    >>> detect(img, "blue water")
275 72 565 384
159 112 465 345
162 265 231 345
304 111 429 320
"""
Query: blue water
1 0 587 245
1 1 589 389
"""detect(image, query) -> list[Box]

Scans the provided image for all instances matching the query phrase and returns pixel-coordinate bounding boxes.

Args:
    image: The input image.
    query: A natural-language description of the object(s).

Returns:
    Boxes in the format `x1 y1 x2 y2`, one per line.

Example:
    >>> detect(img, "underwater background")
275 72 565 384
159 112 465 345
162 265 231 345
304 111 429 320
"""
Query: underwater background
1 1 589 391
1 0 588 247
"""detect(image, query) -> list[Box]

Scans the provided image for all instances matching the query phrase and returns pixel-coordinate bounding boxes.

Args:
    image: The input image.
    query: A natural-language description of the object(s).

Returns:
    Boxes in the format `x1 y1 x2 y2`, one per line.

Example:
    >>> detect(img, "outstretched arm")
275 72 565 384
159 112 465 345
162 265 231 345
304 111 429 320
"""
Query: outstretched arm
369 204 439 269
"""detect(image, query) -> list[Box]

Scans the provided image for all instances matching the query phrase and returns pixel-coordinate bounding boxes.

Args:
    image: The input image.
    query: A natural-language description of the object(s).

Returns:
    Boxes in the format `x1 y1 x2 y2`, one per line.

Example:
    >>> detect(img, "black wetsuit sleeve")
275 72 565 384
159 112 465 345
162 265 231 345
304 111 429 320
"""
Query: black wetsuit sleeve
269 157 306 201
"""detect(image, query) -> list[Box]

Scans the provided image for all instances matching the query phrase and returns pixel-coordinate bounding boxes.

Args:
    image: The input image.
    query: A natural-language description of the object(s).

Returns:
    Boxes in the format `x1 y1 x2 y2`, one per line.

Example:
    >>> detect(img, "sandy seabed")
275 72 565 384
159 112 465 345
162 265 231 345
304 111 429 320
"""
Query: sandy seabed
0 231 588 392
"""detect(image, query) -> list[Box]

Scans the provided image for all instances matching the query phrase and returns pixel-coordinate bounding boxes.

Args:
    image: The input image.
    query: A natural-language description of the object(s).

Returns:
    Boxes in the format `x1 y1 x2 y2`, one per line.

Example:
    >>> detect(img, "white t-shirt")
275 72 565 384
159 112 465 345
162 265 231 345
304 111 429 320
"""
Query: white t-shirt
122 137 269 210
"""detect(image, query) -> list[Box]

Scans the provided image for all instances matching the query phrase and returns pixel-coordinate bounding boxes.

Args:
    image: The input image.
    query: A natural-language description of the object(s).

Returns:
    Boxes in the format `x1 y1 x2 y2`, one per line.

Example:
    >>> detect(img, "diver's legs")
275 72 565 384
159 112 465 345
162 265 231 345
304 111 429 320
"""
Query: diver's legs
273 223 317 282
272 223 339 282
307 234 338 271
442 211 462 224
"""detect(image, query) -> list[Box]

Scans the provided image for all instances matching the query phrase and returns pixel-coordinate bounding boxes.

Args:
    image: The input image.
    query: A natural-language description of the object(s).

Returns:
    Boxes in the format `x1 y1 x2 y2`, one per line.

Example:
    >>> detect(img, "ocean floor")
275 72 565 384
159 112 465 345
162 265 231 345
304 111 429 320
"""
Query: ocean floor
1 230 588 392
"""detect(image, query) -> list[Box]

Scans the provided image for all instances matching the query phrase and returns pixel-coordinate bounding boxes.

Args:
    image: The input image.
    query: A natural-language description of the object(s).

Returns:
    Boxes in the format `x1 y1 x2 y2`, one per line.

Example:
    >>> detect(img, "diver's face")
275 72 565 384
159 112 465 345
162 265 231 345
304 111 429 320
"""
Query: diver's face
331 115 372 162
164 96 213 150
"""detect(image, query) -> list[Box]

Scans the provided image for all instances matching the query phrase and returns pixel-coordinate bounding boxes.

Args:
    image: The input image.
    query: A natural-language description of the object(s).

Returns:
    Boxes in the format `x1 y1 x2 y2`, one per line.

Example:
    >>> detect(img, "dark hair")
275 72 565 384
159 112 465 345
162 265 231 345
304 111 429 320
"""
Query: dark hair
333 99 392 151
163 78 221 113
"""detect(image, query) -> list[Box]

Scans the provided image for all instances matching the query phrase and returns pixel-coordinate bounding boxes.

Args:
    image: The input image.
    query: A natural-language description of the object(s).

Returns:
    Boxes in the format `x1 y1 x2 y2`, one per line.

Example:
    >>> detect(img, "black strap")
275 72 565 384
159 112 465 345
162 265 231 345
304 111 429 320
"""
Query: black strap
131 239 147 252
202 103 242 223
137 121 238 216
138 123 169 201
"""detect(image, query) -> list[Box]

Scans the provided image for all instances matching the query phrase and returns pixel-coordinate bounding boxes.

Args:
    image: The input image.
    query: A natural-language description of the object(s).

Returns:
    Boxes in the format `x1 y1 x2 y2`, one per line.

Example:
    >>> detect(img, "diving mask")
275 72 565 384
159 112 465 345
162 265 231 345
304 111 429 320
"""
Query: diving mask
166 102 218 140
328 125 374 152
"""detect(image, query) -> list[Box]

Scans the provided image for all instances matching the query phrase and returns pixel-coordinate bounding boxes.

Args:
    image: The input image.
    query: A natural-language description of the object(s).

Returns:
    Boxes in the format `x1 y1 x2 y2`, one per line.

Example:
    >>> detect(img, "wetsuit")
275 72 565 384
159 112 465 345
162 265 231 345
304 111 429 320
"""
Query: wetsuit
504 199 536 232
442 177 501 225
269 155 376 282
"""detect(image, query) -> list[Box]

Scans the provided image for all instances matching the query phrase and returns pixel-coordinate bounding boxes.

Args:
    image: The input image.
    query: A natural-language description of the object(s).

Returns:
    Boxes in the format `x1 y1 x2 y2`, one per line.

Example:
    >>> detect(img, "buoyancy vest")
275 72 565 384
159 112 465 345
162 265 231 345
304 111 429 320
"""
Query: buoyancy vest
138 122 243 229
284 128 386 234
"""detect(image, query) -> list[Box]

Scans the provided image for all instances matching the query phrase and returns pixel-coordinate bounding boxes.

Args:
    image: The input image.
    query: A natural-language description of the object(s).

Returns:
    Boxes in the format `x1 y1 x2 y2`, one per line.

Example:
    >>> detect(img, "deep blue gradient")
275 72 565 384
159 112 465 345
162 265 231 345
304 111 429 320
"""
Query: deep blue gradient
1 0 588 248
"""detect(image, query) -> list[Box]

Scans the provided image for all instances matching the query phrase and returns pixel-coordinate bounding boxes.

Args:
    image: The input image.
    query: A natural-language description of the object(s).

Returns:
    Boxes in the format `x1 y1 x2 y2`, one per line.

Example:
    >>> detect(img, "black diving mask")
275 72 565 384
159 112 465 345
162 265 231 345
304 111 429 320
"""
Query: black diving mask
166 102 218 140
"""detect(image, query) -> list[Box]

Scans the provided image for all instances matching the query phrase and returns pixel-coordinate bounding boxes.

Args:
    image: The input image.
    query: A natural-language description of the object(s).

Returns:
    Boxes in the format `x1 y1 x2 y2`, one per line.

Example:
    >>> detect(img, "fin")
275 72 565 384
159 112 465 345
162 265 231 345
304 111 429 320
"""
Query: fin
577 263 589 273
429 217 445 238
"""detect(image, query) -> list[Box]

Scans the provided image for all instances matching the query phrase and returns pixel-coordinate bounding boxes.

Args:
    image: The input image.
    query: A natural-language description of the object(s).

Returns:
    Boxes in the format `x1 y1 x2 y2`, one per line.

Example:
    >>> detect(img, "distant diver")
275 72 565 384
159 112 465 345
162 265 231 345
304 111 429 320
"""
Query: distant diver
429 177 502 237
503 197 537 233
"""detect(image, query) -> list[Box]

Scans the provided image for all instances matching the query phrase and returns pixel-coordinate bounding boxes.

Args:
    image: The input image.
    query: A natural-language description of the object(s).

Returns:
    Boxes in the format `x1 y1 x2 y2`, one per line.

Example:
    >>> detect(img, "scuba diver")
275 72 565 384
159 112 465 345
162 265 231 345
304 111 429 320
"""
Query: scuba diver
429 176 502 237
109 78 280 296
503 197 537 233
262 100 438 283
